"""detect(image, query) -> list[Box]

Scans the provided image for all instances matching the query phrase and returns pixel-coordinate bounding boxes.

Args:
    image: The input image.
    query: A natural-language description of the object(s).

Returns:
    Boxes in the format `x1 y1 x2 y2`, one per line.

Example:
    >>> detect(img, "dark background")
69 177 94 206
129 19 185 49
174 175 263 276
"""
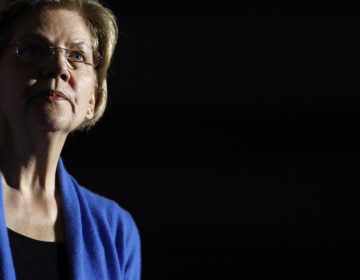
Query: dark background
62 1 360 279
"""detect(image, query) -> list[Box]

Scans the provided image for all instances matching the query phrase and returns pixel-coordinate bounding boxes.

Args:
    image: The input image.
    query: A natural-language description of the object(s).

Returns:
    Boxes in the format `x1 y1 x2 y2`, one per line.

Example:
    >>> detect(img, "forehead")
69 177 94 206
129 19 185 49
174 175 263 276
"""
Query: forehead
10 7 92 46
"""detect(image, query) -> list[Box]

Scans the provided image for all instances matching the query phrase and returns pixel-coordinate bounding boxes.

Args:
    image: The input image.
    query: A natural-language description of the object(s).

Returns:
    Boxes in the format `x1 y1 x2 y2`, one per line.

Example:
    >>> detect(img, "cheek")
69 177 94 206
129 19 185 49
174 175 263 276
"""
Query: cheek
0 59 33 99
74 73 96 106
0 74 19 105
0 62 12 97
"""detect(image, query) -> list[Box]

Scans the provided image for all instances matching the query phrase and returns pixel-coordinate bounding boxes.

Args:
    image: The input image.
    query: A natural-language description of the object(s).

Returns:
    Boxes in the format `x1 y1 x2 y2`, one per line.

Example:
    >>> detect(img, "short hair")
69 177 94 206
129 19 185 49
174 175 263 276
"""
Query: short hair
0 0 119 130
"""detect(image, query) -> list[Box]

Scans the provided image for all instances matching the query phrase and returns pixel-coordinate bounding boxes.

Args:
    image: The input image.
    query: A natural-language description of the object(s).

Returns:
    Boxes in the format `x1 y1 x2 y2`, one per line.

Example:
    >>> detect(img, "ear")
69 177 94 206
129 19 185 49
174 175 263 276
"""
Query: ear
85 91 96 120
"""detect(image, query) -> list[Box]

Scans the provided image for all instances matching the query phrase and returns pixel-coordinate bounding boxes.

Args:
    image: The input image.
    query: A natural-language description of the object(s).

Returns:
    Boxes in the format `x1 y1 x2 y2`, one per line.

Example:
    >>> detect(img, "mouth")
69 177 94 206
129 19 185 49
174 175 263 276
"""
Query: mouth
36 90 69 101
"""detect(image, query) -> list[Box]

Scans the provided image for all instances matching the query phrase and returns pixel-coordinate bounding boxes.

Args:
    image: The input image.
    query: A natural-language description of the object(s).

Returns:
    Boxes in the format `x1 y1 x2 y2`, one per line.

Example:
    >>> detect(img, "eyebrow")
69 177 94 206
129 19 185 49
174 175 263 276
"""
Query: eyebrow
15 33 93 50
68 41 93 51
16 33 48 43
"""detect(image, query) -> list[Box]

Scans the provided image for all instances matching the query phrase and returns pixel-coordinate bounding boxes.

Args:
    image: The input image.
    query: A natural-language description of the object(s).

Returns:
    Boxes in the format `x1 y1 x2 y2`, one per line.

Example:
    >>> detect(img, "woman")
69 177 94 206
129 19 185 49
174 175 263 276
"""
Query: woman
0 0 141 279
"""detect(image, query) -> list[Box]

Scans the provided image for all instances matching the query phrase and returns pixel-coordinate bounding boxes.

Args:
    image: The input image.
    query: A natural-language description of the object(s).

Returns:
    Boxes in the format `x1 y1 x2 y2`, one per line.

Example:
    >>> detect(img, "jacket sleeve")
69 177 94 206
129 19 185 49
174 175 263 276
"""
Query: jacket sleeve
120 210 142 280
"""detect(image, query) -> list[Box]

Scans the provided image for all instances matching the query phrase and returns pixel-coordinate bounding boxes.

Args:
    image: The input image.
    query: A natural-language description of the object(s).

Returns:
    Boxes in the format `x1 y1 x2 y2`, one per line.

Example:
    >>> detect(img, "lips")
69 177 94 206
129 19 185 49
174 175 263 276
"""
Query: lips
36 90 69 101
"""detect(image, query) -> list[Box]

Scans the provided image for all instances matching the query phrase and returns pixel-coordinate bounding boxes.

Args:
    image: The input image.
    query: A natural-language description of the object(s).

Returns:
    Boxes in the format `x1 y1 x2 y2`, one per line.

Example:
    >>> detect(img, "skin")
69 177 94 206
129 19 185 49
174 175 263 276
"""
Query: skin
0 8 97 242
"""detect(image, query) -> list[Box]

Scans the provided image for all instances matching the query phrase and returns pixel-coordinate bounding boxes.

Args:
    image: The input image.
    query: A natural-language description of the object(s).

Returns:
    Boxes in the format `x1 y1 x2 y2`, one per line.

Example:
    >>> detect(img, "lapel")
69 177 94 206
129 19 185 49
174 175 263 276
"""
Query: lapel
0 173 16 280
57 158 87 279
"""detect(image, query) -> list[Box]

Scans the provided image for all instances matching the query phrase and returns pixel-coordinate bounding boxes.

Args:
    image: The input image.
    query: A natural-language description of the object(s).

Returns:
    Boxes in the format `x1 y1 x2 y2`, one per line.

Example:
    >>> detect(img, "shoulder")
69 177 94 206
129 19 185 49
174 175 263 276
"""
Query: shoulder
58 159 142 278
58 158 136 227
74 182 139 235
58 158 140 238
72 182 142 271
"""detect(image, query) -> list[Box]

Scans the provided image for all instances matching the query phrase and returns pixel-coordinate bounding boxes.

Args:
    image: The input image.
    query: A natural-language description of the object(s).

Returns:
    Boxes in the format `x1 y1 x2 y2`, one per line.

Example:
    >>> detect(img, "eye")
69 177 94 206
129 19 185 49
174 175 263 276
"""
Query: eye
18 43 45 57
68 50 86 63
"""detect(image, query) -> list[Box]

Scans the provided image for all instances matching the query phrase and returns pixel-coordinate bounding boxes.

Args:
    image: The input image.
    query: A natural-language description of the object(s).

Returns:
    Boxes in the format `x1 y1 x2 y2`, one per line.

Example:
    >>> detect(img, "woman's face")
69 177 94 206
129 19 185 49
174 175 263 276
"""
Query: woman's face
0 7 97 134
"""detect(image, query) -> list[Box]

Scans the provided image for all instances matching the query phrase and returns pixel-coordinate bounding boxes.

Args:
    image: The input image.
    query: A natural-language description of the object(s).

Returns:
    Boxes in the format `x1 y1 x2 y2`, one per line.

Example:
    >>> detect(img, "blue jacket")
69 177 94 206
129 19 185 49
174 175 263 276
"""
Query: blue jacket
0 158 141 280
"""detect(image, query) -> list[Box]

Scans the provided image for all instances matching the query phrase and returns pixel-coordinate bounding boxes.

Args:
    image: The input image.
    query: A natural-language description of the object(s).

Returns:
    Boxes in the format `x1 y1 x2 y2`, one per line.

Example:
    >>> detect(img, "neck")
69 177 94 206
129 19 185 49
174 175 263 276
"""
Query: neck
0 131 66 196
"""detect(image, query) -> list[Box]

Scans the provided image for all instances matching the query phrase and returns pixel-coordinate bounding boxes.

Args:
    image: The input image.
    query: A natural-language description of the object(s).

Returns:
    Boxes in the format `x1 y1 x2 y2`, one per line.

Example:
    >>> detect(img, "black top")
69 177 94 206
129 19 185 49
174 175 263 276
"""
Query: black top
7 228 70 280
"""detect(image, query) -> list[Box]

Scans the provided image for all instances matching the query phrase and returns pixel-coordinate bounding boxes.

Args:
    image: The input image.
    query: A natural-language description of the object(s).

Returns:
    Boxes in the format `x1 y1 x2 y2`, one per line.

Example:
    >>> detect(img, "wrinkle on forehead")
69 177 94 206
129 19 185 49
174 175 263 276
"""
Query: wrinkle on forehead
10 8 93 49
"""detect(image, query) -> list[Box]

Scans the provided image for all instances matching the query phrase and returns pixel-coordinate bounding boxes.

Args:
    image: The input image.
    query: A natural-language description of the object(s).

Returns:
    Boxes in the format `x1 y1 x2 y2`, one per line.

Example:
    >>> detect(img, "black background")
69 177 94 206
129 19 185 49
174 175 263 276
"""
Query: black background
62 1 360 279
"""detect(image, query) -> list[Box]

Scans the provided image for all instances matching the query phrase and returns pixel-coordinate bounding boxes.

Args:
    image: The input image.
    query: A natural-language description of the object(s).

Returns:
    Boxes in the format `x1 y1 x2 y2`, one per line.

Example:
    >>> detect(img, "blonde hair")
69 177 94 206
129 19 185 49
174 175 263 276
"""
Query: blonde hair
0 0 118 130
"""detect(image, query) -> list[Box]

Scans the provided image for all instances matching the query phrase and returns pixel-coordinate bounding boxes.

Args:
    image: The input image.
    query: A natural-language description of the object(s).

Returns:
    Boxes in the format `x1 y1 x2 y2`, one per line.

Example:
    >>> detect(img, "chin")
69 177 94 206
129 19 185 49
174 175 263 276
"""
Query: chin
29 116 72 133
29 108 80 133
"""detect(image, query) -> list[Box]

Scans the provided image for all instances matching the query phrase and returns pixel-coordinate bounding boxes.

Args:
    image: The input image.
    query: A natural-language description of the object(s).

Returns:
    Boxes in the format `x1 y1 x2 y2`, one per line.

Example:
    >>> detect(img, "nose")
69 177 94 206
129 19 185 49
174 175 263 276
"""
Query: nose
40 50 71 82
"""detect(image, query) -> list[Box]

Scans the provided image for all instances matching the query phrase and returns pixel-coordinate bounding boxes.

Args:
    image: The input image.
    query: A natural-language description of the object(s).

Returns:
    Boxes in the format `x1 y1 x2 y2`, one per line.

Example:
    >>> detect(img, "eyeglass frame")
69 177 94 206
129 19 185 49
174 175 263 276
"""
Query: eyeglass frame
6 43 102 69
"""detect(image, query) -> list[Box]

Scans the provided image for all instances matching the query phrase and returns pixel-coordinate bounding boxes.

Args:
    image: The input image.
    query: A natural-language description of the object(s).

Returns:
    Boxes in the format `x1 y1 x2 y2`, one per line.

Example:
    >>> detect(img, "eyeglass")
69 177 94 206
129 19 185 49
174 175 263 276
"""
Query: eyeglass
7 43 102 69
